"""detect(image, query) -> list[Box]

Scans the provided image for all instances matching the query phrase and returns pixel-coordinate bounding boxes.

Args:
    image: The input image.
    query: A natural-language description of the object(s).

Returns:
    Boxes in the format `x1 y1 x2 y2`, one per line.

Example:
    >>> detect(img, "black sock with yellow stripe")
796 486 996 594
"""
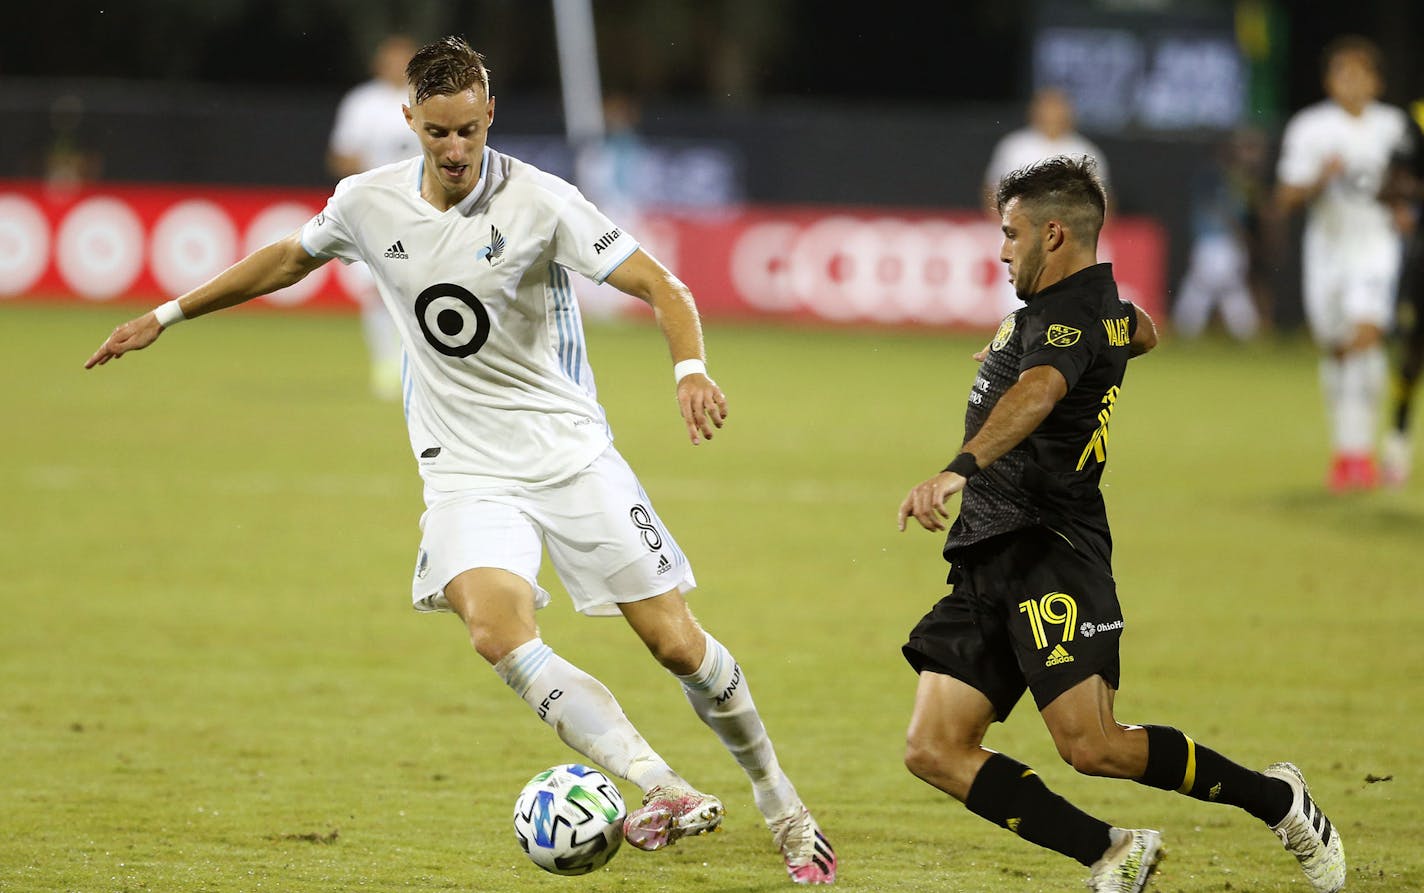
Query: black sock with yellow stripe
1138 725 1292 825
965 752 1113 866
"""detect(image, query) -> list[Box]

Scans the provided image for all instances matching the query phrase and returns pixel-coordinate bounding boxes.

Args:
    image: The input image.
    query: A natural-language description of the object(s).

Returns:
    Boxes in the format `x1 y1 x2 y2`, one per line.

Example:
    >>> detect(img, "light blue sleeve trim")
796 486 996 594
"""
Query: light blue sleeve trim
592 240 641 284
299 230 325 258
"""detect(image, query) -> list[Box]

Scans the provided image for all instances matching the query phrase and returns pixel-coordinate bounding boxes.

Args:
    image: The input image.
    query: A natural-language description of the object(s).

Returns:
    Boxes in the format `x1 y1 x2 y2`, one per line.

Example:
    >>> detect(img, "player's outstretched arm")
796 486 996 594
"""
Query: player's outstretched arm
897 364 1067 532
604 248 728 445
85 232 328 369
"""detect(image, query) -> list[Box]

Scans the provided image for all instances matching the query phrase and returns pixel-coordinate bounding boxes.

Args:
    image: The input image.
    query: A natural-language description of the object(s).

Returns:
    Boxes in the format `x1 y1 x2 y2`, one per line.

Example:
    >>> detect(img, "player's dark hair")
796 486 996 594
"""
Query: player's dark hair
1321 34 1382 79
995 155 1107 242
406 36 491 104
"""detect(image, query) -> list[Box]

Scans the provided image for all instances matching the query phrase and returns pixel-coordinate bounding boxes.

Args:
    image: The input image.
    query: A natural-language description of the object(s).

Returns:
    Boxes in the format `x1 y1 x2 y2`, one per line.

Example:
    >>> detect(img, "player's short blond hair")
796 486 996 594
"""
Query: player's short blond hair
406 36 491 105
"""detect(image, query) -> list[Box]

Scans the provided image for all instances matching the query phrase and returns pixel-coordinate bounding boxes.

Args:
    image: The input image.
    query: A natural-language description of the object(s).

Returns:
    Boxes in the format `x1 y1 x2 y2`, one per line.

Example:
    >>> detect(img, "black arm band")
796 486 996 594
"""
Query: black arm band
943 452 980 478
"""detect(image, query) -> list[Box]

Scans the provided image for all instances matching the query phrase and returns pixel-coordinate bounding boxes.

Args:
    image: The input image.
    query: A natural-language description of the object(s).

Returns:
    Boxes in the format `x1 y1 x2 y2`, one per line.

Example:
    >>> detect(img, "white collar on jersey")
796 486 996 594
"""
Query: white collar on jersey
413 145 493 214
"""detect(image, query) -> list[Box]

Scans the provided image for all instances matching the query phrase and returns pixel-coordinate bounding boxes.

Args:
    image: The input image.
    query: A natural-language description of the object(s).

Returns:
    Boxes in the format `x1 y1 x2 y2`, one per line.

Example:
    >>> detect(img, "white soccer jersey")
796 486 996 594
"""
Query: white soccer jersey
984 128 1111 189
300 147 640 491
1277 100 1411 271
328 80 421 169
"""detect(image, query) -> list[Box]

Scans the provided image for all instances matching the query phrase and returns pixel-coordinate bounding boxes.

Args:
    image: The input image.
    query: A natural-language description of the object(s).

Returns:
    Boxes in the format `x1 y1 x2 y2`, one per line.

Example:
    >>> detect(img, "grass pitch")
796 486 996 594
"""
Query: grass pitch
1 302 1420 892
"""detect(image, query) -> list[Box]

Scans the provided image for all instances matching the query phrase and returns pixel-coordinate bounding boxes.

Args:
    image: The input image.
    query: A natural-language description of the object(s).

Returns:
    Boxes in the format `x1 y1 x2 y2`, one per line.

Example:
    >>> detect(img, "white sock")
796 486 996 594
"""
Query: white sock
495 638 681 793
1319 355 1346 451
1338 346 1386 454
677 632 799 821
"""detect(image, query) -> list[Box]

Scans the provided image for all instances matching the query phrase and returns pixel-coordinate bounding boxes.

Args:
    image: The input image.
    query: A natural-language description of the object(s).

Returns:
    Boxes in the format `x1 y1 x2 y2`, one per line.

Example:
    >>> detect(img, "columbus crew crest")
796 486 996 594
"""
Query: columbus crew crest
990 316 1016 351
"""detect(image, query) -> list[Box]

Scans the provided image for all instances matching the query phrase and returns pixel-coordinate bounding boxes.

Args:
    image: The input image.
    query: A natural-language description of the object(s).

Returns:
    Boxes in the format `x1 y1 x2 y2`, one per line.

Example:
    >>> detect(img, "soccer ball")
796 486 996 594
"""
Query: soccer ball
513 764 626 875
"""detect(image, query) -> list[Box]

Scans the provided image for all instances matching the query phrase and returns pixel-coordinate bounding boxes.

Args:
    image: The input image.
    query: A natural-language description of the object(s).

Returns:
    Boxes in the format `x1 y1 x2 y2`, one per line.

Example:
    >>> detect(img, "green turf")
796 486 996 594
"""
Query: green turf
2 302 1419 892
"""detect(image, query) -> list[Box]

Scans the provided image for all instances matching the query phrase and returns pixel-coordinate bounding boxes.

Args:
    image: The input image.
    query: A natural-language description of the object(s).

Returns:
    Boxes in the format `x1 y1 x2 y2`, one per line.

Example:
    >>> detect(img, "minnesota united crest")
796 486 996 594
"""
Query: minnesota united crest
476 225 506 265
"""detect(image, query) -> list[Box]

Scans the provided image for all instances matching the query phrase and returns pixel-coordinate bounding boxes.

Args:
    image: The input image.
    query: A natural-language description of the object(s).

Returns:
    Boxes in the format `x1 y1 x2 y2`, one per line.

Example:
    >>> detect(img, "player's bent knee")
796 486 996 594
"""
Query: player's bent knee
903 733 957 782
1060 739 1130 778
644 630 702 676
467 624 524 665
621 592 705 675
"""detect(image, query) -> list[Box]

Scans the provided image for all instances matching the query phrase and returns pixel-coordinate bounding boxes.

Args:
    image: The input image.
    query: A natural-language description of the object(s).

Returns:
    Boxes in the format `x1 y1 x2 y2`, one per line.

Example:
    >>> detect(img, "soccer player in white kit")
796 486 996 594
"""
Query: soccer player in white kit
982 88 1112 317
85 36 836 886
983 88 1111 214
1276 36 1413 492
327 33 422 402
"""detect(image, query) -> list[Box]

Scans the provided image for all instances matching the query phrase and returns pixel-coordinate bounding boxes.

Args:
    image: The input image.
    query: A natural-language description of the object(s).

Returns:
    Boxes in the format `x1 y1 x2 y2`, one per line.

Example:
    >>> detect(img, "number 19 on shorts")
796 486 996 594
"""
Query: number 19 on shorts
1018 592 1078 650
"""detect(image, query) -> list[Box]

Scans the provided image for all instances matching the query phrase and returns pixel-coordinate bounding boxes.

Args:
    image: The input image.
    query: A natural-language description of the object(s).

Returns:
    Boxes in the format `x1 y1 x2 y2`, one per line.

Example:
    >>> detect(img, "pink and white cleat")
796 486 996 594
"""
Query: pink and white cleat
770 805 837 885
623 785 724 851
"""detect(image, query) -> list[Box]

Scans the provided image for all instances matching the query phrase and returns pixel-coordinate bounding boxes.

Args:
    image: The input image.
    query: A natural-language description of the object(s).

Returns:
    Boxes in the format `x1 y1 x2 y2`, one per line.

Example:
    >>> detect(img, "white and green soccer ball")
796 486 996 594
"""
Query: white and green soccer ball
513 764 626 875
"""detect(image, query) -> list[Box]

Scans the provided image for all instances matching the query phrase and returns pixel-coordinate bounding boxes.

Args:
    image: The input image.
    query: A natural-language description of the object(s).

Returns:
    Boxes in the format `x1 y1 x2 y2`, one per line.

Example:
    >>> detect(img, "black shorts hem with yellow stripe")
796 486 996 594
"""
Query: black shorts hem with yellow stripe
902 525 1124 721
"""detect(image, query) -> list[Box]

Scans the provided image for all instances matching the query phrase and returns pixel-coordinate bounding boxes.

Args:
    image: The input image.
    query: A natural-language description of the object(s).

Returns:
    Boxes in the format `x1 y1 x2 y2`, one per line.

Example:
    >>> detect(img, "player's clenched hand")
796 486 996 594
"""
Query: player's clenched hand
896 471 967 532
84 313 164 369
677 373 728 445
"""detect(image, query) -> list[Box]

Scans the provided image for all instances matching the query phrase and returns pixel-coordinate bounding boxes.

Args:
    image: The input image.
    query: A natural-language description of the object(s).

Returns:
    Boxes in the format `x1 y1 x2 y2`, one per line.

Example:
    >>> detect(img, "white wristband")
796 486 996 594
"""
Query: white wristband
673 359 707 383
153 300 186 328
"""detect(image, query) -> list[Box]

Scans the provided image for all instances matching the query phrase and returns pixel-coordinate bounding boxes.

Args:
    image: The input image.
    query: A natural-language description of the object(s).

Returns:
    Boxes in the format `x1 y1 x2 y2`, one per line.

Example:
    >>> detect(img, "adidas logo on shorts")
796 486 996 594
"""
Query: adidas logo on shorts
656 554 672 575
1045 643 1075 667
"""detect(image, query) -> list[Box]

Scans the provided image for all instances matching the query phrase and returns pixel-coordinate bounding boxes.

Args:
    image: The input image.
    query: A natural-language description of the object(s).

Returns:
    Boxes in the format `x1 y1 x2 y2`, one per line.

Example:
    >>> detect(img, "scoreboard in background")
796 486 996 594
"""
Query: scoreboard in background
1033 4 1246 134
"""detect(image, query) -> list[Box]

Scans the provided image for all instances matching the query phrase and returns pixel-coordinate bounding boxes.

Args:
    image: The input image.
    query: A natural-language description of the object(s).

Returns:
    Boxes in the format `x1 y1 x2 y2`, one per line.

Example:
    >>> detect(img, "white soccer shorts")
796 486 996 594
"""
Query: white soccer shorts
1301 228 1401 346
411 446 695 616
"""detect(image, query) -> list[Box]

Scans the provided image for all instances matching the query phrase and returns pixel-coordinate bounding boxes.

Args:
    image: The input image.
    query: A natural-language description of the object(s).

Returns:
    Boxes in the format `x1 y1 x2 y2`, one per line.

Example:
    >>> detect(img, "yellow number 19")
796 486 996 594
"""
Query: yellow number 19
1018 592 1079 650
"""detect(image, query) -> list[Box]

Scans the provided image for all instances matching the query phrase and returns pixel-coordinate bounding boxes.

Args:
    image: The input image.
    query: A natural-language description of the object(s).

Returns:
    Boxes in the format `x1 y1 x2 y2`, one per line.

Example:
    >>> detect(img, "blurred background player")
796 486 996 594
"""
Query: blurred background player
571 92 651 320
1171 128 1273 341
327 33 421 401
1275 35 1414 492
1379 104 1424 485
983 88 1112 318
983 87 1111 214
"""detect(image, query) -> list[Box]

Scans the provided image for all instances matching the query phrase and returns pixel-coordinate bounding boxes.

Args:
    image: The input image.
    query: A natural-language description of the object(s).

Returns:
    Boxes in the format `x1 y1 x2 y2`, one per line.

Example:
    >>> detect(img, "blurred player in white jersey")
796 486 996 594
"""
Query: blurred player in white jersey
1276 36 1413 492
984 88 1111 214
328 33 421 401
1380 107 1424 485
983 88 1112 316
86 36 835 886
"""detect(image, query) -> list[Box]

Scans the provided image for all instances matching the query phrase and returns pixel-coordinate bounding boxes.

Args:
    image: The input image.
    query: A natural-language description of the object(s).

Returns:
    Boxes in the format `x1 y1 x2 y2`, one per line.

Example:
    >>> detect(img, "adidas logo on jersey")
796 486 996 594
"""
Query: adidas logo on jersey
1045 643 1075 667
384 240 409 260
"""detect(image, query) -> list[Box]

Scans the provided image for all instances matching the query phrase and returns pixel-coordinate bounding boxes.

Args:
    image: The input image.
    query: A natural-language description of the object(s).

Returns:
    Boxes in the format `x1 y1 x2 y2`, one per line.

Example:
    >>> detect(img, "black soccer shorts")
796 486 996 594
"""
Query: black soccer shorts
903 526 1124 721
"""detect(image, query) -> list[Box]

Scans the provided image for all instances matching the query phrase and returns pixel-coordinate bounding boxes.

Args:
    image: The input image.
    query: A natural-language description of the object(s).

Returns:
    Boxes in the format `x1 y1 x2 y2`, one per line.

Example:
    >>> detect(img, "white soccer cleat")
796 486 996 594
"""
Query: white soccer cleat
1085 828 1163 893
622 784 723 852
1265 762 1346 893
1381 429 1412 487
769 804 837 884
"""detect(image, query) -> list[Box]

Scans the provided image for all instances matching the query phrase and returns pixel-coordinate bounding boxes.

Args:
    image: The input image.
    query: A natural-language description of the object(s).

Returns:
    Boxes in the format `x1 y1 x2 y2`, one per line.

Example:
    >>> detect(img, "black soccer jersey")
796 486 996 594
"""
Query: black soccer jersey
945 263 1137 568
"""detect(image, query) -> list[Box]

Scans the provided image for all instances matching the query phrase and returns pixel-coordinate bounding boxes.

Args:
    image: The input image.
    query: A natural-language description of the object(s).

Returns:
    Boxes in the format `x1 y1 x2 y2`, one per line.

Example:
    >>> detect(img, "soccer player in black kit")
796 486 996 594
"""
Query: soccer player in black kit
895 157 1345 893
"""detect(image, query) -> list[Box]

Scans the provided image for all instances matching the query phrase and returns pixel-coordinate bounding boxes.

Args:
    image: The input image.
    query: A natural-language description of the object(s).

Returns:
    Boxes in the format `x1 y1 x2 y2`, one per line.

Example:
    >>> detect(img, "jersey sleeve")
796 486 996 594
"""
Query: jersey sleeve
550 188 640 283
1017 299 1102 392
299 185 361 265
1276 113 1322 187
